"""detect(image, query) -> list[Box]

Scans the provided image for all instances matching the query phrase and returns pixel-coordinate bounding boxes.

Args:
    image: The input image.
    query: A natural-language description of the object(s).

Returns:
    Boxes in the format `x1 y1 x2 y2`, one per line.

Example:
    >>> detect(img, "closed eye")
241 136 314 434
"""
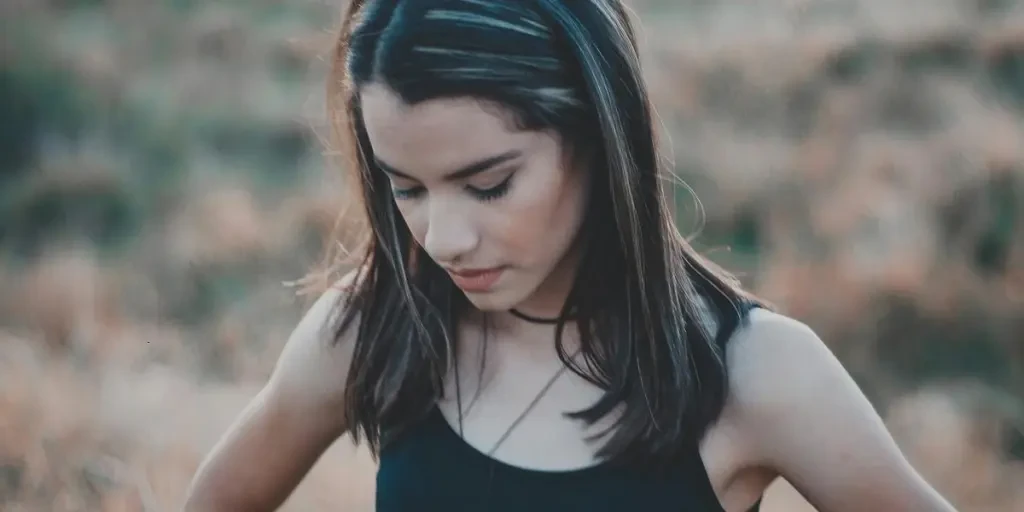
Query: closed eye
391 185 425 200
391 170 517 202
467 171 516 201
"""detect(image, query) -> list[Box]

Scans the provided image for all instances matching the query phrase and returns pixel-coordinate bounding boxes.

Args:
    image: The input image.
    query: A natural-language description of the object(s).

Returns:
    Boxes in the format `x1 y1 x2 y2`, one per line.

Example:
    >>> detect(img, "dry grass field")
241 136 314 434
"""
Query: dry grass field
2 0 1023 510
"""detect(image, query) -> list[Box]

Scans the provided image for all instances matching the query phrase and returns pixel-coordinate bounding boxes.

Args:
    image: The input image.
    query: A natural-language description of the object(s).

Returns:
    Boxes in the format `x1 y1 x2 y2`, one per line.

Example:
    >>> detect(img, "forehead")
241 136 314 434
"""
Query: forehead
360 84 531 179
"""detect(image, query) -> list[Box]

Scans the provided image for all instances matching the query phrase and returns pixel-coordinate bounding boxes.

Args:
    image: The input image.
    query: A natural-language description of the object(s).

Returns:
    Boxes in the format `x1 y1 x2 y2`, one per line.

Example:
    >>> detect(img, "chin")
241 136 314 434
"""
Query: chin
460 286 528 312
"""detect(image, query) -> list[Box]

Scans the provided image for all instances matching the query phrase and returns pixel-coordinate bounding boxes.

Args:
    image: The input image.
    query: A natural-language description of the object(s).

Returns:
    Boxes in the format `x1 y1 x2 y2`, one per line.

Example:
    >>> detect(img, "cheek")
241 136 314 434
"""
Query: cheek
489 169 586 261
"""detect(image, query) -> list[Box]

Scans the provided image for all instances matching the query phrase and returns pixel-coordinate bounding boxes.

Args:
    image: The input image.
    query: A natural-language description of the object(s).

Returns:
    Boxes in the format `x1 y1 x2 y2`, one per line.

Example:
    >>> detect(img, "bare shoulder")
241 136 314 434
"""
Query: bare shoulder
724 308 838 410
266 270 363 413
720 308 957 511
721 307 866 438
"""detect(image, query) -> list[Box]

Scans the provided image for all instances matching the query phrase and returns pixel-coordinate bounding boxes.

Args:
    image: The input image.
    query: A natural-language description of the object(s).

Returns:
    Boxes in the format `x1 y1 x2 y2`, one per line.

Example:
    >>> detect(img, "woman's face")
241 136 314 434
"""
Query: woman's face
360 84 589 314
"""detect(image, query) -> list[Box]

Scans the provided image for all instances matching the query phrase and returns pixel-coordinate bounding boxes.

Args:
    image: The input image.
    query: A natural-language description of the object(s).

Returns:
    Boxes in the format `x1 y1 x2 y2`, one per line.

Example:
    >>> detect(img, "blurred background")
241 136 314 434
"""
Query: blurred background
1 0 1022 510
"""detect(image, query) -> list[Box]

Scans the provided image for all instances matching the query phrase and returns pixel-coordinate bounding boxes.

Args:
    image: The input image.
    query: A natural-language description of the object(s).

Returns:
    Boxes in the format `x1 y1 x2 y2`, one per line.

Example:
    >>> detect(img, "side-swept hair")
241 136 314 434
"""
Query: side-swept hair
323 0 764 468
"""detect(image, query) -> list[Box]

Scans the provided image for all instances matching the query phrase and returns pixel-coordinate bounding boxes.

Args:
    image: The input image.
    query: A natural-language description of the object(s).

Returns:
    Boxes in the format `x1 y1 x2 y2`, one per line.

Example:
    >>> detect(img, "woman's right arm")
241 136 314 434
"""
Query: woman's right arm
183 280 359 512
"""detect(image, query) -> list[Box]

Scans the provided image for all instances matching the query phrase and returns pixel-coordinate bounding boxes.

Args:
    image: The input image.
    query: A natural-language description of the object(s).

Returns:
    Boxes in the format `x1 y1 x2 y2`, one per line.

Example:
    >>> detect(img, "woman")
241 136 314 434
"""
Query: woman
184 1 958 511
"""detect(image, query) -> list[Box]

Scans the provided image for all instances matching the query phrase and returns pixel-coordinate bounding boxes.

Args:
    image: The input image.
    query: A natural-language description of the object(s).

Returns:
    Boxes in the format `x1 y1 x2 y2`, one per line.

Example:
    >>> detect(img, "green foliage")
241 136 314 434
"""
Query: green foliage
0 52 91 180
0 172 142 260
987 41 1024 108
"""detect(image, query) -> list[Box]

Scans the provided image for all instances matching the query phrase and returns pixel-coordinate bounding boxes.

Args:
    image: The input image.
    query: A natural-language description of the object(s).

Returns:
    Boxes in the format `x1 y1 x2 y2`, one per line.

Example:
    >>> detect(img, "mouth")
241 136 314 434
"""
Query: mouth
446 266 506 293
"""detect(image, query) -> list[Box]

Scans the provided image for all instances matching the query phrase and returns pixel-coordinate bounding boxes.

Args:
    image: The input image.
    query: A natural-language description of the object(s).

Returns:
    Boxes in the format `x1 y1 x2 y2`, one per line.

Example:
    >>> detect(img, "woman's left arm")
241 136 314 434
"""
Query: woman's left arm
727 310 958 512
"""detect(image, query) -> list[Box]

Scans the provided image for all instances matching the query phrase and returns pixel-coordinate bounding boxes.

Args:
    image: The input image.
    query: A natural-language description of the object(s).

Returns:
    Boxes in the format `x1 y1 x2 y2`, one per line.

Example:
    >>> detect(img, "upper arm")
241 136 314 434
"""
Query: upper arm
184 276 360 512
265 279 358 416
725 310 958 512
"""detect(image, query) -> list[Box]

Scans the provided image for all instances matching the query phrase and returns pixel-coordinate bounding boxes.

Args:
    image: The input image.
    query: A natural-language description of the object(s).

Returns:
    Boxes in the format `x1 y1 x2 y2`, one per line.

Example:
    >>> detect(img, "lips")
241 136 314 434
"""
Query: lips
447 266 505 293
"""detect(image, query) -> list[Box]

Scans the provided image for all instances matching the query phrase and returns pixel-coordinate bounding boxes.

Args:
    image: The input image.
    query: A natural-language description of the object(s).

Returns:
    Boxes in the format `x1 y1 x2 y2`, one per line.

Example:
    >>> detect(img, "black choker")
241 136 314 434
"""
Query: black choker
509 308 572 325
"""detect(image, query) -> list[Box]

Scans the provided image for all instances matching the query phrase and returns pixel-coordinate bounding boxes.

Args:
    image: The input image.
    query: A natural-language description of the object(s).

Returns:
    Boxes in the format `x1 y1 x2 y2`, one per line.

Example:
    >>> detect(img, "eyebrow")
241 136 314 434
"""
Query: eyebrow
374 149 522 182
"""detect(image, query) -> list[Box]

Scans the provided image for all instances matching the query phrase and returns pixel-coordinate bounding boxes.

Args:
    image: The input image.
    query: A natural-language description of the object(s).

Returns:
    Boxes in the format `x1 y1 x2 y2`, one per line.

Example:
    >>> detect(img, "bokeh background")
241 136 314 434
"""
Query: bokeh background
2 0 1023 510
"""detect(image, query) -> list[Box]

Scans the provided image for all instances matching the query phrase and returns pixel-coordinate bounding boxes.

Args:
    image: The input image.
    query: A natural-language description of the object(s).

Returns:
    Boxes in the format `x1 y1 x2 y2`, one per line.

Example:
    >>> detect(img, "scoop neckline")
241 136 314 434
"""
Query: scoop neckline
426 407 739 512
431 406 616 478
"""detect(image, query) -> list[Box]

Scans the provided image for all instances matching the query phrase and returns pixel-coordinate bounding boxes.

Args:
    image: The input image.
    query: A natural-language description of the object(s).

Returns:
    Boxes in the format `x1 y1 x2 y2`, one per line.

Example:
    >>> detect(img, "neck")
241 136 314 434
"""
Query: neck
510 241 581 322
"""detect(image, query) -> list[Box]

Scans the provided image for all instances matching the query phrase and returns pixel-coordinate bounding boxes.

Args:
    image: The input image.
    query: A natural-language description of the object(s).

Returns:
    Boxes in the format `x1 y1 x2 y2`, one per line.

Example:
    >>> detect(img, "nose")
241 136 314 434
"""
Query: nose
422 197 478 265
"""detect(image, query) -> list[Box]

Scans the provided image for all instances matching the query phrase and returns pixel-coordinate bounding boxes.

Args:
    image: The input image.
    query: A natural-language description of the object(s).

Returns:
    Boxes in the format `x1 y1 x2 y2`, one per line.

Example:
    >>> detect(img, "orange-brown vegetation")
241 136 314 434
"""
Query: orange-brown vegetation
1 1 1022 510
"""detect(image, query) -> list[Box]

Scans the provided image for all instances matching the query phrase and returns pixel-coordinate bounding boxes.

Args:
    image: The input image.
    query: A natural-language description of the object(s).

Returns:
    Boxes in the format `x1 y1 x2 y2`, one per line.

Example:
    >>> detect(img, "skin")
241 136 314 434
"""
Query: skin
183 280 356 511
183 85 958 511
360 84 588 317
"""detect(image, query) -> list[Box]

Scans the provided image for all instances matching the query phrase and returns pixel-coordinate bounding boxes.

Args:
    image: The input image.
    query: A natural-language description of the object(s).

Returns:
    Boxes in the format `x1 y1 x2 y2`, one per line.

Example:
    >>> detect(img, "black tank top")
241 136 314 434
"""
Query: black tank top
376 298 765 511
375 406 762 511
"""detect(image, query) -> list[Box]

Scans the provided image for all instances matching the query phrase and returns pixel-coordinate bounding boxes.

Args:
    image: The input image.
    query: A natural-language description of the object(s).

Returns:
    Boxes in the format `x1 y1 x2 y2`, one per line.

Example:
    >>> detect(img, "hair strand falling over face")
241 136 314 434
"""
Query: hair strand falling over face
318 0 766 469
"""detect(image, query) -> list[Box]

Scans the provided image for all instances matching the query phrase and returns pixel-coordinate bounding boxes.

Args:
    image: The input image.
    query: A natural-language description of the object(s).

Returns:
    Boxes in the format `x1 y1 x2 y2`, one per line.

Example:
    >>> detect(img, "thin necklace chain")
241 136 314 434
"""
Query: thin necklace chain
455 309 581 457
481 348 582 457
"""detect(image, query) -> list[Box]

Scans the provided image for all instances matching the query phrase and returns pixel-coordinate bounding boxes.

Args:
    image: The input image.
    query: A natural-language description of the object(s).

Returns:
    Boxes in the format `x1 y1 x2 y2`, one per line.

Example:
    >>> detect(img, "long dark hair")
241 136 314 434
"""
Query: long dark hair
324 0 763 468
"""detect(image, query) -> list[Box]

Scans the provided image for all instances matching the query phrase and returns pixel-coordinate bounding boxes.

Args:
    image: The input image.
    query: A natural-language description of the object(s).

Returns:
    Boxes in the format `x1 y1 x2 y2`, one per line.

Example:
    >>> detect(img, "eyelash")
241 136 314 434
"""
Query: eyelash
392 172 515 202
391 187 423 200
